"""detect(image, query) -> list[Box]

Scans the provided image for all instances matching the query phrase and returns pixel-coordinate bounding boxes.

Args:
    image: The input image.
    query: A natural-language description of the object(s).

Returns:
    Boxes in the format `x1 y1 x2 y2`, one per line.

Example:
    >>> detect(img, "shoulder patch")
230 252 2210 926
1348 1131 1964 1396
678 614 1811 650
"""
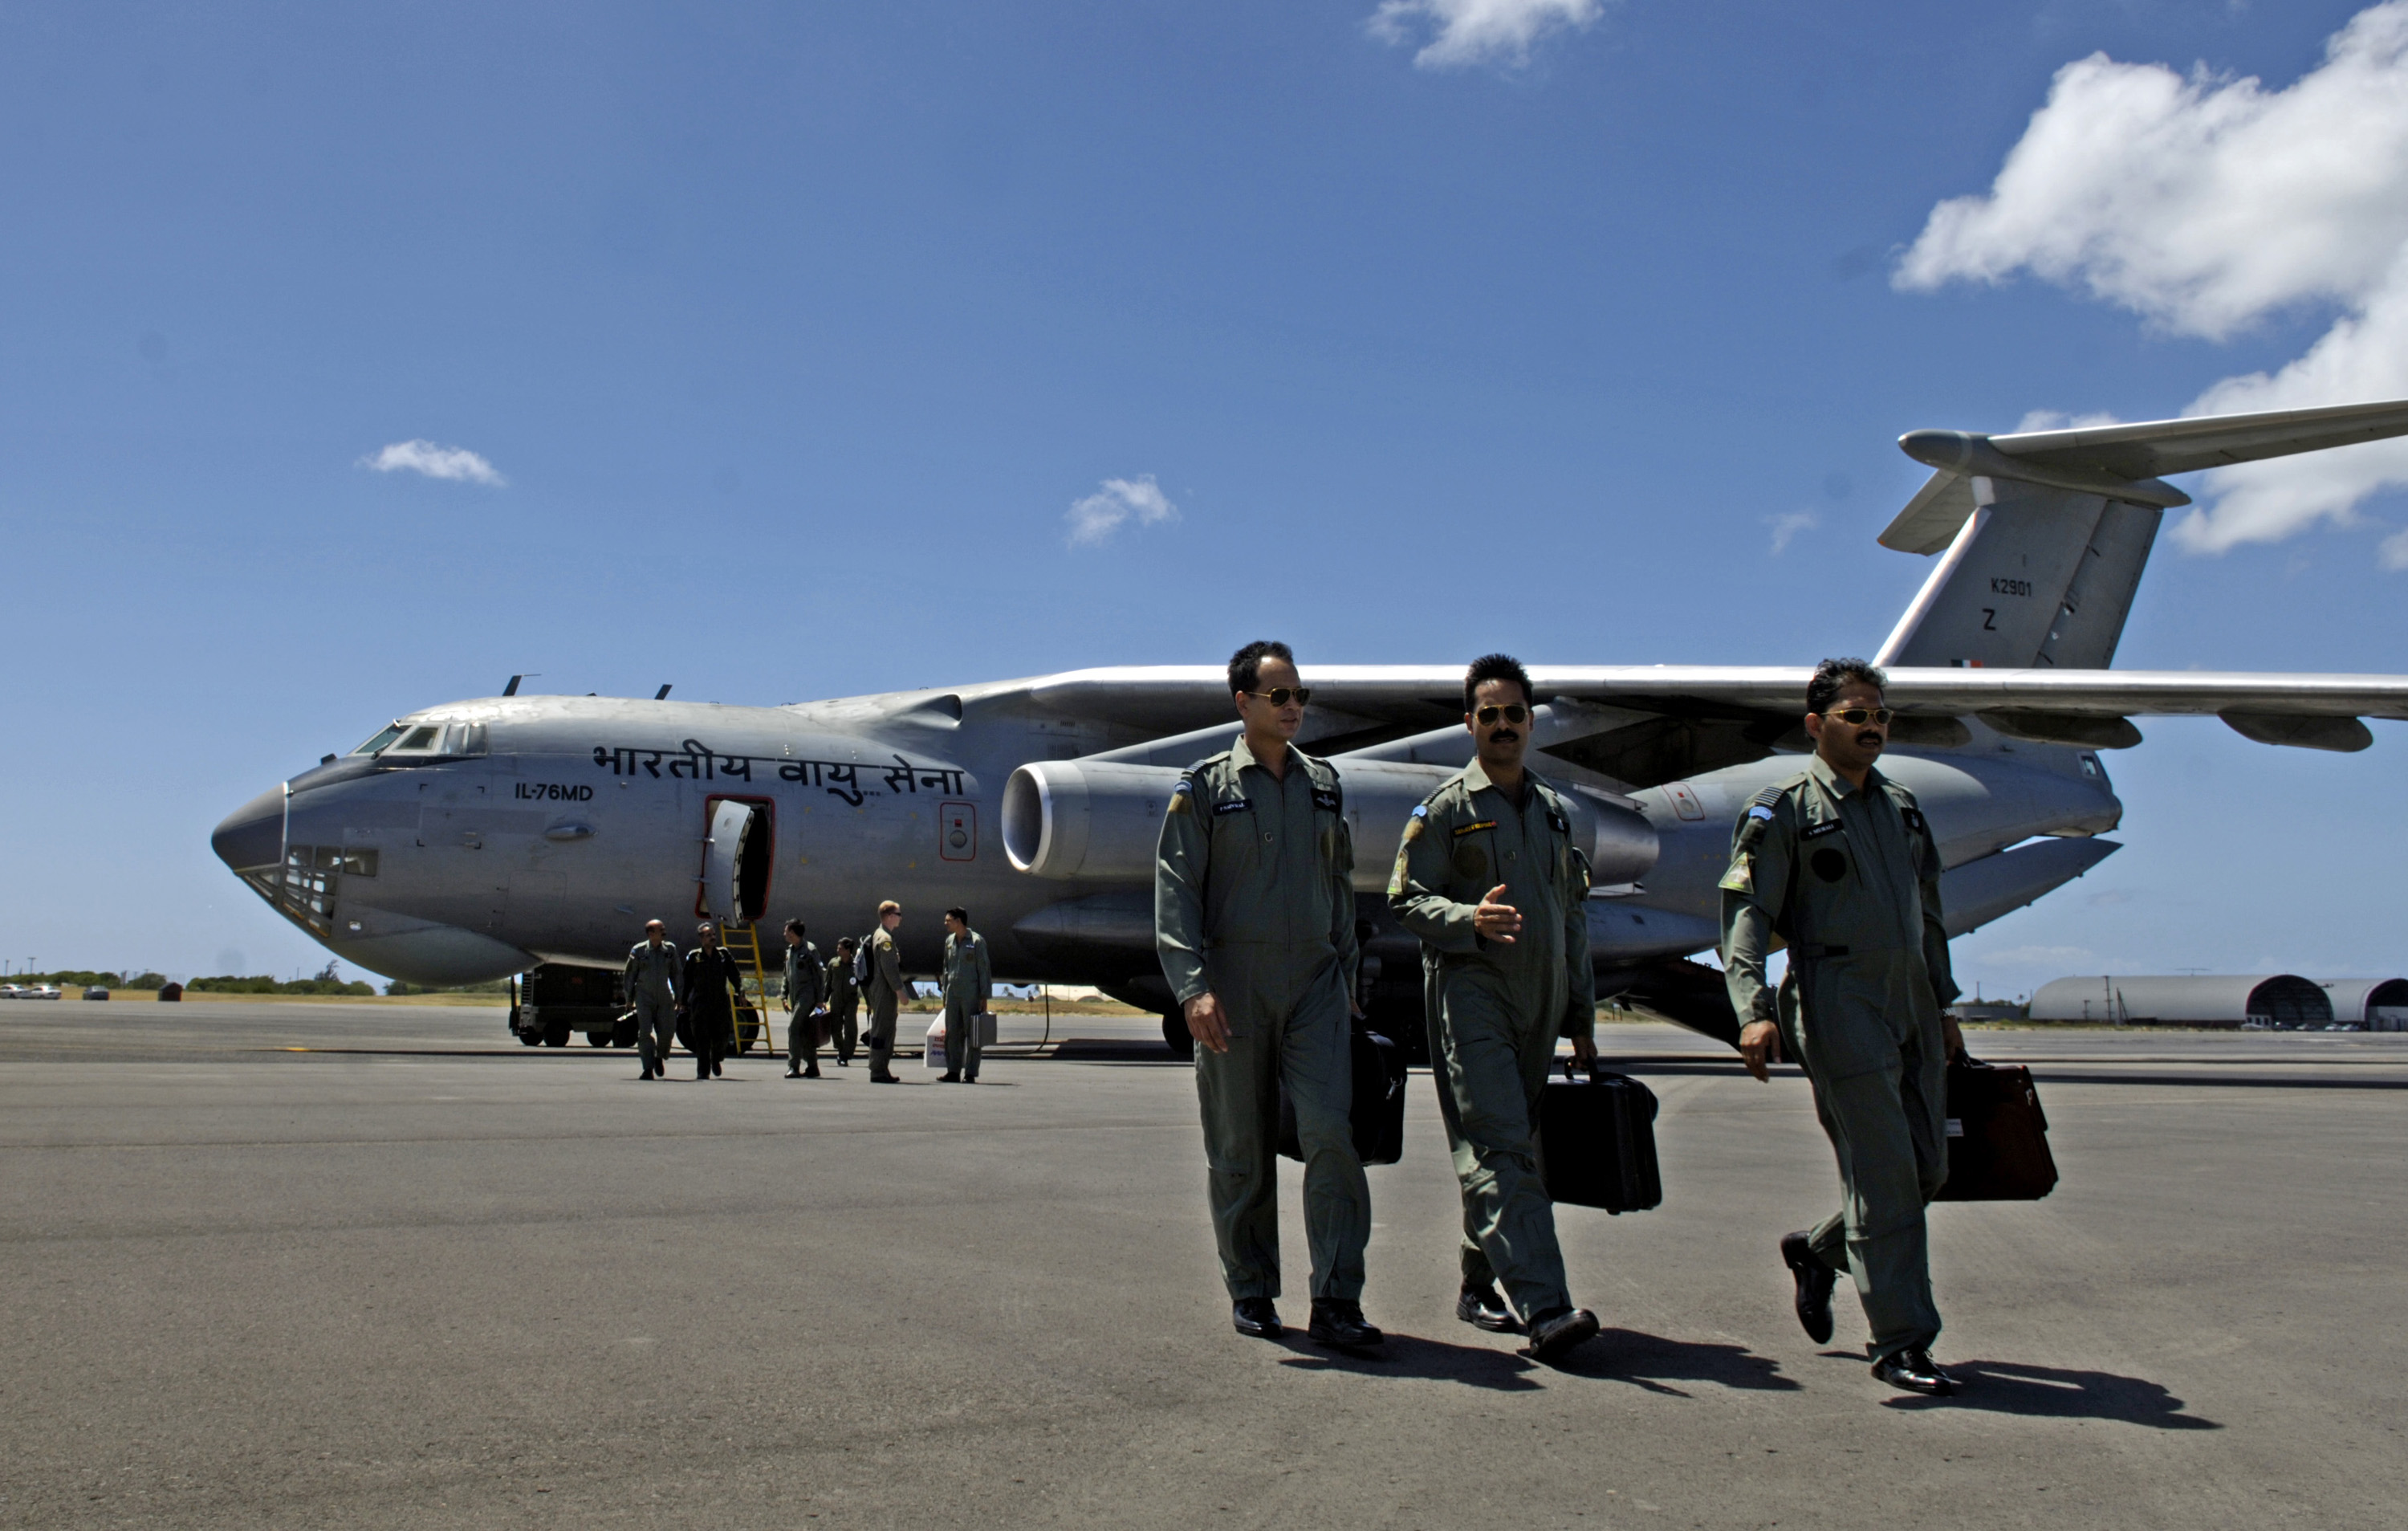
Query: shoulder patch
1800 819 1845 841
1454 819 1496 837
1902 806 1928 835
1745 804 1775 823
1311 786 1341 813
1751 785 1785 808
1547 808 1571 834
1212 797 1252 817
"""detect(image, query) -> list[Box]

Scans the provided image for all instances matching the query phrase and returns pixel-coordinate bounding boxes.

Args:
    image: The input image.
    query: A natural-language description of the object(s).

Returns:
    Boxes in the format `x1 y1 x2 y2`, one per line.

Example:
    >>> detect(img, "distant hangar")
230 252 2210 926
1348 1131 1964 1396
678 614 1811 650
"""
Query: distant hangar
2030 975 2408 1030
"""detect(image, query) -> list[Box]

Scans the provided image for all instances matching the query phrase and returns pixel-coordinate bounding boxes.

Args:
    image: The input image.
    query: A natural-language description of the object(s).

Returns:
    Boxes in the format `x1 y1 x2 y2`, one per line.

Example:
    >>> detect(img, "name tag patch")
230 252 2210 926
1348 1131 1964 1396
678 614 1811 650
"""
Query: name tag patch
1454 820 1495 837
1801 820 1845 841
1213 798 1252 817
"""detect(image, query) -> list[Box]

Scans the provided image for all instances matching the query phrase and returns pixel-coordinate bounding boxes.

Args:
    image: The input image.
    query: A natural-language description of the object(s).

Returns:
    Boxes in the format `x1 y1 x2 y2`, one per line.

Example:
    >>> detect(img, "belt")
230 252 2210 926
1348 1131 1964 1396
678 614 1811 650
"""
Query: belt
1792 943 1851 960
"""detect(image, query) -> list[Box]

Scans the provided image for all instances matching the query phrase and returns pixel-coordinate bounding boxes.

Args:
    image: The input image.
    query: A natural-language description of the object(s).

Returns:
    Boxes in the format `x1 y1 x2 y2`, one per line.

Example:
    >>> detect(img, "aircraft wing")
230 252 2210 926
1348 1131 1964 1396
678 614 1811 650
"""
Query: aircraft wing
1010 663 2408 720
970 664 2408 787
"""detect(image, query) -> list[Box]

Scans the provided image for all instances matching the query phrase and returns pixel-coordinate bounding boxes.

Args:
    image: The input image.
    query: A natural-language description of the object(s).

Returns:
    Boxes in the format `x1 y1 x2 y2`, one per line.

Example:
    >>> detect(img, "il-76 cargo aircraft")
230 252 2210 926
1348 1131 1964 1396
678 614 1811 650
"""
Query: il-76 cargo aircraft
213 399 2408 1053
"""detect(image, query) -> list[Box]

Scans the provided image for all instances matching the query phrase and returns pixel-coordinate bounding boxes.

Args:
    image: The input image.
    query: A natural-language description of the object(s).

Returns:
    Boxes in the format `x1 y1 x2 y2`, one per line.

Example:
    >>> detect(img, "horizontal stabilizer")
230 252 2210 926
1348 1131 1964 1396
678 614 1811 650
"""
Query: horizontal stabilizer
1881 397 2408 554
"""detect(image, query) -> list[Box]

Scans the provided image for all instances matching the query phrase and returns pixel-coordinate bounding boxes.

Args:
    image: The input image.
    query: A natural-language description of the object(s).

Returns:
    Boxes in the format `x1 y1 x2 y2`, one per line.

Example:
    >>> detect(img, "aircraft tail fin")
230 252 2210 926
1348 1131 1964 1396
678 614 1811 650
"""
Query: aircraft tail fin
1873 397 2408 671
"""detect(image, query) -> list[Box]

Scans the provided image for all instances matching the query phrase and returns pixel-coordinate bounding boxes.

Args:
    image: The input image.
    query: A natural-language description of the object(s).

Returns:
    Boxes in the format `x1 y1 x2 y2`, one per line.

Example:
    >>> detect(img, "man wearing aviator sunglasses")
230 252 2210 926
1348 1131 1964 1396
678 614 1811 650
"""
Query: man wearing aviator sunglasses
1155 639 1380 1352
1718 657 1967 1398
1389 653 1602 1363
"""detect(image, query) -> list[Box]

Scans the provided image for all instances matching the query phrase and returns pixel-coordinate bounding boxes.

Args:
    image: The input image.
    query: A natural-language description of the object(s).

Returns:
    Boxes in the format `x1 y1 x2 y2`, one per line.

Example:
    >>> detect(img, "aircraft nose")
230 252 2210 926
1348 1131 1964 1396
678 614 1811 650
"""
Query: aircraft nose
211 784 287 872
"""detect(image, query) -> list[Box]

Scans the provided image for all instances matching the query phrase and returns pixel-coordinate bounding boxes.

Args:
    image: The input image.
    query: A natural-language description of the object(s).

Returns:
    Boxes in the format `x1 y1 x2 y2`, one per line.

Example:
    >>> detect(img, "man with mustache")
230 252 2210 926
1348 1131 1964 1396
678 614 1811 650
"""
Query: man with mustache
1155 639 1380 1350
1389 653 1602 1363
1719 657 1967 1396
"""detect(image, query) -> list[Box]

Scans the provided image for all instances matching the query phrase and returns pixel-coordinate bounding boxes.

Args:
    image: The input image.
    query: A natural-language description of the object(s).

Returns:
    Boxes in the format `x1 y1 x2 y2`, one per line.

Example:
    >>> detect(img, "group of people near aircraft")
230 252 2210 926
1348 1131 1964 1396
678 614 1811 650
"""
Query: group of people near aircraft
620 637 1967 1396
1151 640 1967 1396
620 900 992 1086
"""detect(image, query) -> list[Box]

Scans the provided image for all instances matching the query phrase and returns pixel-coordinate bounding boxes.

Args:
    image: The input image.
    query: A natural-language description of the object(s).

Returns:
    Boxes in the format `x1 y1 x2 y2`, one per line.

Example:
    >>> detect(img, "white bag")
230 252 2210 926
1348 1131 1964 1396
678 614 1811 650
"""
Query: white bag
925 1016 949 1070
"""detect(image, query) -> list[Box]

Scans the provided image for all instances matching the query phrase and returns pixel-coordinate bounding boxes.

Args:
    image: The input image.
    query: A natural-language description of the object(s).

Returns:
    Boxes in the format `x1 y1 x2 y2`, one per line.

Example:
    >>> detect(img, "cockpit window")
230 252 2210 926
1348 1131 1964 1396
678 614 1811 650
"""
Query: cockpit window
353 723 407 755
394 726 442 751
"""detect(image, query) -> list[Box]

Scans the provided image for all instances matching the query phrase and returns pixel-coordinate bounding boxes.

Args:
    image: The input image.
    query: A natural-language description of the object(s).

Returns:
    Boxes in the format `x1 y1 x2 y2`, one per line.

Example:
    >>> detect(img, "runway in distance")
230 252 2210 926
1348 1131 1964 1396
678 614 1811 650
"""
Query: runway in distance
211 398 2408 1053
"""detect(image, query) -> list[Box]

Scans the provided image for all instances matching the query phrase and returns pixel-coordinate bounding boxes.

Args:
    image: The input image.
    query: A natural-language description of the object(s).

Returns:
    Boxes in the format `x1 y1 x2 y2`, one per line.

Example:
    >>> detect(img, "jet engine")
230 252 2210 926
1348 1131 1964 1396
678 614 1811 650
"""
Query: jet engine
1003 757 1658 892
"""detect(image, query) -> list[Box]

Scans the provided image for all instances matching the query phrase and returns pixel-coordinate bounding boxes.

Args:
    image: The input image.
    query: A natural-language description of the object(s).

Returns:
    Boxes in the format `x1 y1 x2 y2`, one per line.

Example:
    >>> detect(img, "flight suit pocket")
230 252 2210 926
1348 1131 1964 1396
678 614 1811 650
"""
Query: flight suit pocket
1794 962 1902 1082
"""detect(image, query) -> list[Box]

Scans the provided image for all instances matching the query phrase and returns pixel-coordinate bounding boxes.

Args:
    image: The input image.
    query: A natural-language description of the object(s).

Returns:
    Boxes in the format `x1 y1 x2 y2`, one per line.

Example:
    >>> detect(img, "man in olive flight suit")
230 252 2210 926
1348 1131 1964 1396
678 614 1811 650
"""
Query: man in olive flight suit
1719 657 1967 1397
625 918 680 1081
825 938 861 1067
938 907 993 1083
1390 654 1603 1363
783 918 828 1079
864 902 907 1084
1154 639 1381 1351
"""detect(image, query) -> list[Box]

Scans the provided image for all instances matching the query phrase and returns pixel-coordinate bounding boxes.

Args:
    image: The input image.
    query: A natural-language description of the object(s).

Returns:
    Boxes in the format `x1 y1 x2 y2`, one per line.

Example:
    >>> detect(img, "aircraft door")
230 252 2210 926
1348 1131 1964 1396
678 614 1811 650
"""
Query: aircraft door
698 797 774 922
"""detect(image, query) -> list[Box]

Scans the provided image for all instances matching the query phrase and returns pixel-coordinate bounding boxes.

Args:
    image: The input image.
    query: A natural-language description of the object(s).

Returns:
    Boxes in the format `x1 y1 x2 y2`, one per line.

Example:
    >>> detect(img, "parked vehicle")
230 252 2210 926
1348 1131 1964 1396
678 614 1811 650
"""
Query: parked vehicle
83 986 110 1000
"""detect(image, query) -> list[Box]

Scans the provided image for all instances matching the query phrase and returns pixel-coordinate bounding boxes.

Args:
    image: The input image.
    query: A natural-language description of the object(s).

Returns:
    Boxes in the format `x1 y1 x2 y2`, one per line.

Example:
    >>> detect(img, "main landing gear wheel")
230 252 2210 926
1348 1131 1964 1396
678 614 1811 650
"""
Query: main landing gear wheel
1161 1010 1194 1061
584 1030 610 1047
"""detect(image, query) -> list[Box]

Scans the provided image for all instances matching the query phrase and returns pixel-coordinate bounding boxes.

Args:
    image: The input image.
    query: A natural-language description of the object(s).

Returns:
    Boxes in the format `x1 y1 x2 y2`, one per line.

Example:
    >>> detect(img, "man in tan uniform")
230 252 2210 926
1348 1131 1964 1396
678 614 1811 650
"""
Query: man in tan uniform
864 901 908 1085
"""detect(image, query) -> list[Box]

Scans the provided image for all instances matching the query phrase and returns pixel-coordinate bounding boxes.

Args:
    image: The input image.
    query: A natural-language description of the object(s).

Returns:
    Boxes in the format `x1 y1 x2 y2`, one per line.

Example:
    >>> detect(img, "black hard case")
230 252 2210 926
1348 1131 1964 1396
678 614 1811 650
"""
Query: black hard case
1935 1058 2059 1201
1539 1062 1664 1213
1278 1028 1408 1167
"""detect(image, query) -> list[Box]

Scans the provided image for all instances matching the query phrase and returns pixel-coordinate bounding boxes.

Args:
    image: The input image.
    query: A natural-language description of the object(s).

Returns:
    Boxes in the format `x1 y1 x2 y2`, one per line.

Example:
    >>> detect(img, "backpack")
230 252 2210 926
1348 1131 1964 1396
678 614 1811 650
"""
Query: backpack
852 934 876 988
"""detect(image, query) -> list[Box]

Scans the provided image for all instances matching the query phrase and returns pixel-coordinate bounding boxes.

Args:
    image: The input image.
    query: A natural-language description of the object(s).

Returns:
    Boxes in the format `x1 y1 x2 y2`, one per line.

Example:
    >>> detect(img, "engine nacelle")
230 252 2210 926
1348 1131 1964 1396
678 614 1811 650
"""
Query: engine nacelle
1003 757 1659 892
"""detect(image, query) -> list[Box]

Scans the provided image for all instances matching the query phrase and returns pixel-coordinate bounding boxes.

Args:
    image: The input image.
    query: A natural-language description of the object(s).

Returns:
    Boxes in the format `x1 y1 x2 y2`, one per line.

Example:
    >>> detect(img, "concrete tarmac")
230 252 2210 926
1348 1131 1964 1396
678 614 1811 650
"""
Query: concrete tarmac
2 1000 2402 1529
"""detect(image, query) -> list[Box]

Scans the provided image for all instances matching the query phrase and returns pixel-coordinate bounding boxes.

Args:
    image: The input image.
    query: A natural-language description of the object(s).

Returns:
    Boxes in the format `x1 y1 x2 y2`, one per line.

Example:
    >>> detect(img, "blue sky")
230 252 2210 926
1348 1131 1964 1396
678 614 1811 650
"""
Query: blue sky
2 0 2402 993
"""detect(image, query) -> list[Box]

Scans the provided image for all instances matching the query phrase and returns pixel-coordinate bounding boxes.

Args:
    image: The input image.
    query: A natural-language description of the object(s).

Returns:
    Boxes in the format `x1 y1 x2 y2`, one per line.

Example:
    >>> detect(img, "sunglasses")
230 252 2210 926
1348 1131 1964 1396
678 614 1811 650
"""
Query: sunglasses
1474 704 1530 726
1244 686 1312 706
1823 707 1894 727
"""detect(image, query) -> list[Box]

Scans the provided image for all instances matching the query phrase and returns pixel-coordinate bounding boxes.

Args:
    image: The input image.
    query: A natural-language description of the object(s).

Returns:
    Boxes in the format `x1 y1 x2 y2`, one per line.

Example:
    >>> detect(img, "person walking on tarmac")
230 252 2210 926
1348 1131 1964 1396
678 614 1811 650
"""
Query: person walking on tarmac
938 907 993 1083
625 919 680 1081
782 918 828 1080
1719 657 1968 1397
679 922 745 1082
1389 654 1603 1363
863 902 908 1084
825 938 860 1067
1154 639 1380 1351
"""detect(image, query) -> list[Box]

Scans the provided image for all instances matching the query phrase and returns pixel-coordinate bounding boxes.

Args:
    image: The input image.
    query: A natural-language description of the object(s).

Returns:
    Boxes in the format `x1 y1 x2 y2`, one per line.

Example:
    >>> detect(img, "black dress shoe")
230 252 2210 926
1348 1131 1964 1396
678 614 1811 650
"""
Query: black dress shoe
1781 1230 1837 1346
938 1072 960 1083
1455 1283 1521 1334
1230 1297 1283 1339
1521 1307 1600 1362
1871 1347 1956 1395
871 1073 898 1084
1307 1299 1383 1350
803 1065 821 1078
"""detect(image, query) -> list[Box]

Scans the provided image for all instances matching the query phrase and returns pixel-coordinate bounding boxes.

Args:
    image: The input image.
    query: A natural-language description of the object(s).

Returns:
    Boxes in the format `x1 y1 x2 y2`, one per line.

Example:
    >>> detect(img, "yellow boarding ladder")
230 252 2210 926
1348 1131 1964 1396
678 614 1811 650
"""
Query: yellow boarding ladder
718 920 775 1053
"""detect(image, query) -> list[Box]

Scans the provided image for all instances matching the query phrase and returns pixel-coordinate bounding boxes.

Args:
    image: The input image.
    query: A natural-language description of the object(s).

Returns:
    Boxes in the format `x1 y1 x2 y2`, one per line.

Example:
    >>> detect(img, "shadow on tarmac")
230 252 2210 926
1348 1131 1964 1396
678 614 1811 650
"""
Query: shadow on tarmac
1272 1328 1799 1397
1545 1329 1801 1396
1882 1360 2221 1428
1275 1332 1545 1391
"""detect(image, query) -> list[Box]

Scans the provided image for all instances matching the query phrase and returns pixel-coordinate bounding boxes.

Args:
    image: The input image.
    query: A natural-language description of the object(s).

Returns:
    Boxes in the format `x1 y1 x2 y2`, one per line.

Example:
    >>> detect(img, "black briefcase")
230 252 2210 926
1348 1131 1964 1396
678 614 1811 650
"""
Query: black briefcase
1935 1057 2058 1201
1540 1061 1663 1213
1279 1028 1408 1167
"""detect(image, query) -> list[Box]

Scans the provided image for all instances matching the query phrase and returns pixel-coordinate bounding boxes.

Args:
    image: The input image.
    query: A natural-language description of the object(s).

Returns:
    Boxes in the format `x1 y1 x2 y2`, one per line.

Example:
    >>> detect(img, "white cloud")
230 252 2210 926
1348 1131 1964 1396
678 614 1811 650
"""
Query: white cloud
1764 510 1817 555
2381 526 2408 570
1896 2 2408 556
1066 474 1179 546
2014 409 2123 434
1369 0 1604 69
359 439 507 486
